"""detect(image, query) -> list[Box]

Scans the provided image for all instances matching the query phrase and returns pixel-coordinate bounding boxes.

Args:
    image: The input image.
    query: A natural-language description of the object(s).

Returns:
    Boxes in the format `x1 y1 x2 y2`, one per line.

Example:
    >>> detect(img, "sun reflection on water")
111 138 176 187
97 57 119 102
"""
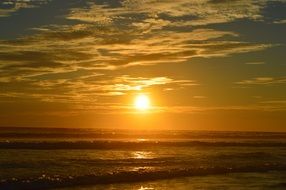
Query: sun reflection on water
132 151 152 159
138 186 154 190
137 138 148 142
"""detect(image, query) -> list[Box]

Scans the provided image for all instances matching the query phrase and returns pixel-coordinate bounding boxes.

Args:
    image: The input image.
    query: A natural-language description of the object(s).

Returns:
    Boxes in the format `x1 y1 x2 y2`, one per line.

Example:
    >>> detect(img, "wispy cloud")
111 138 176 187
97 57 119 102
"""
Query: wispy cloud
67 0 272 26
0 0 50 17
245 61 265 65
0 73 197 107
236 77 286 85
273 19 286 24
0 0 284 115
193 96 207 99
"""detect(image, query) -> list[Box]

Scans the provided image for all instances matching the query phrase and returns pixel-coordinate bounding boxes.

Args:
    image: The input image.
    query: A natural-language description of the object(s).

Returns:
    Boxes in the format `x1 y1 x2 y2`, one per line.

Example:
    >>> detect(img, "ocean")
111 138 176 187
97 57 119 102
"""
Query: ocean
0 128 286 190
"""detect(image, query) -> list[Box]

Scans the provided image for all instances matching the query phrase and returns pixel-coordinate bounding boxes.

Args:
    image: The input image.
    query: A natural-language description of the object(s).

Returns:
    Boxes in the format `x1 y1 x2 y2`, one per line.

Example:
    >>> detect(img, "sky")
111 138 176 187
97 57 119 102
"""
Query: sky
0 0 286 131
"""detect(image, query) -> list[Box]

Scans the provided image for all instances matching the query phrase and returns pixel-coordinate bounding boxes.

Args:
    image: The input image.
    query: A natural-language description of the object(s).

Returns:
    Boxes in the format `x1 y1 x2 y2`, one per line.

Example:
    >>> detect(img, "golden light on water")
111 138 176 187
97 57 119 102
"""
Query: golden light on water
138 186 154 190
132 151 153 159
134 94 151 111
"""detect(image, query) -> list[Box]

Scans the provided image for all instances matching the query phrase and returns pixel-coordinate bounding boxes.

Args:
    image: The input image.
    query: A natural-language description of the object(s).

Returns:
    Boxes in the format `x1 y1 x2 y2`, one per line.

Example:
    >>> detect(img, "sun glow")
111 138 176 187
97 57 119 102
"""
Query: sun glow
134 94 150 111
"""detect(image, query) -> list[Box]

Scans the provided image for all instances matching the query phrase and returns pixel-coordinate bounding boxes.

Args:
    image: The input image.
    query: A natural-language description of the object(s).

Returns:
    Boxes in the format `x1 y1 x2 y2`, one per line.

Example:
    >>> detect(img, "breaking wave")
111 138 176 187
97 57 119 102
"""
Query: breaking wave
1 140 286 150
1 164 286 190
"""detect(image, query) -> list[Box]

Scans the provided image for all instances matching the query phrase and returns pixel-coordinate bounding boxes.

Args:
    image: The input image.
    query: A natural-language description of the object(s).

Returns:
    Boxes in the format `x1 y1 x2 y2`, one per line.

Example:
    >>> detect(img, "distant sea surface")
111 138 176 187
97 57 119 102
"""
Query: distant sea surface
1 127 286 190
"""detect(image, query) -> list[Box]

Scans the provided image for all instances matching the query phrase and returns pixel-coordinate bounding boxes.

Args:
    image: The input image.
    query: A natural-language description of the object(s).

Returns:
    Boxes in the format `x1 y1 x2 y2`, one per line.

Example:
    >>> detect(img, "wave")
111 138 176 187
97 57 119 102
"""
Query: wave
1 164 286 190
1 140 286 150
1 127 286 140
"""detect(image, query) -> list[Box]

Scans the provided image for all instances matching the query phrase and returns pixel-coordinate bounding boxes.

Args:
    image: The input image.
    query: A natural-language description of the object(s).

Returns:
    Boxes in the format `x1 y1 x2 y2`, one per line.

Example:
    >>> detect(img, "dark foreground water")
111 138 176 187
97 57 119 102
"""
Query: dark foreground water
0 128 286 190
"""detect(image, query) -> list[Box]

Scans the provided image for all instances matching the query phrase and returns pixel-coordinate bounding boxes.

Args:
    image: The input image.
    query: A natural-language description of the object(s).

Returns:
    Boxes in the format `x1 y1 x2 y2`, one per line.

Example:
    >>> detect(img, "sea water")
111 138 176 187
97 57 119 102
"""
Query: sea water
0 128 286 189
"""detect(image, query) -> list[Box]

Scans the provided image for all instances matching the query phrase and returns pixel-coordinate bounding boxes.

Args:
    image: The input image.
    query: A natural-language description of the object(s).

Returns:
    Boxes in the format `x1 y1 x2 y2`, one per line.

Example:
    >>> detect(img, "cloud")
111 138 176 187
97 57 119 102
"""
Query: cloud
0 0 276 77
260 100 286 104
152 103 286 114
0 26 271 74
0 73 197 107
273 19 286 24
0 0 283 114
67 0 269 27
0 0 50 17
236 77 286 85
193 96 207 99
245 61 265 65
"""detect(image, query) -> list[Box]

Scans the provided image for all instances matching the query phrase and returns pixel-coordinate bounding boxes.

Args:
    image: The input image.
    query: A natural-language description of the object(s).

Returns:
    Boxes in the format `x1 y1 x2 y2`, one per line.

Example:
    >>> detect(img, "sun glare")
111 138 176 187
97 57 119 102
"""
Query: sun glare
134 94 150 111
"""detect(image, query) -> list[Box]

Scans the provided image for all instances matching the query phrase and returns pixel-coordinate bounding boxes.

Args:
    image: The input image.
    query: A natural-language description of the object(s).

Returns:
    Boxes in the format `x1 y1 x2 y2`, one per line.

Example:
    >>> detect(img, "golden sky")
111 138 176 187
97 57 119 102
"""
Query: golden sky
0 0 286 131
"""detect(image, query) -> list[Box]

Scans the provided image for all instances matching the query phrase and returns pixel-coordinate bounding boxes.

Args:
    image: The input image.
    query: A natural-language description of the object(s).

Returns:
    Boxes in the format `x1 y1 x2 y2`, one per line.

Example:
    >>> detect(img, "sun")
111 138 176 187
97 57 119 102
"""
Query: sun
134 94 150 111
